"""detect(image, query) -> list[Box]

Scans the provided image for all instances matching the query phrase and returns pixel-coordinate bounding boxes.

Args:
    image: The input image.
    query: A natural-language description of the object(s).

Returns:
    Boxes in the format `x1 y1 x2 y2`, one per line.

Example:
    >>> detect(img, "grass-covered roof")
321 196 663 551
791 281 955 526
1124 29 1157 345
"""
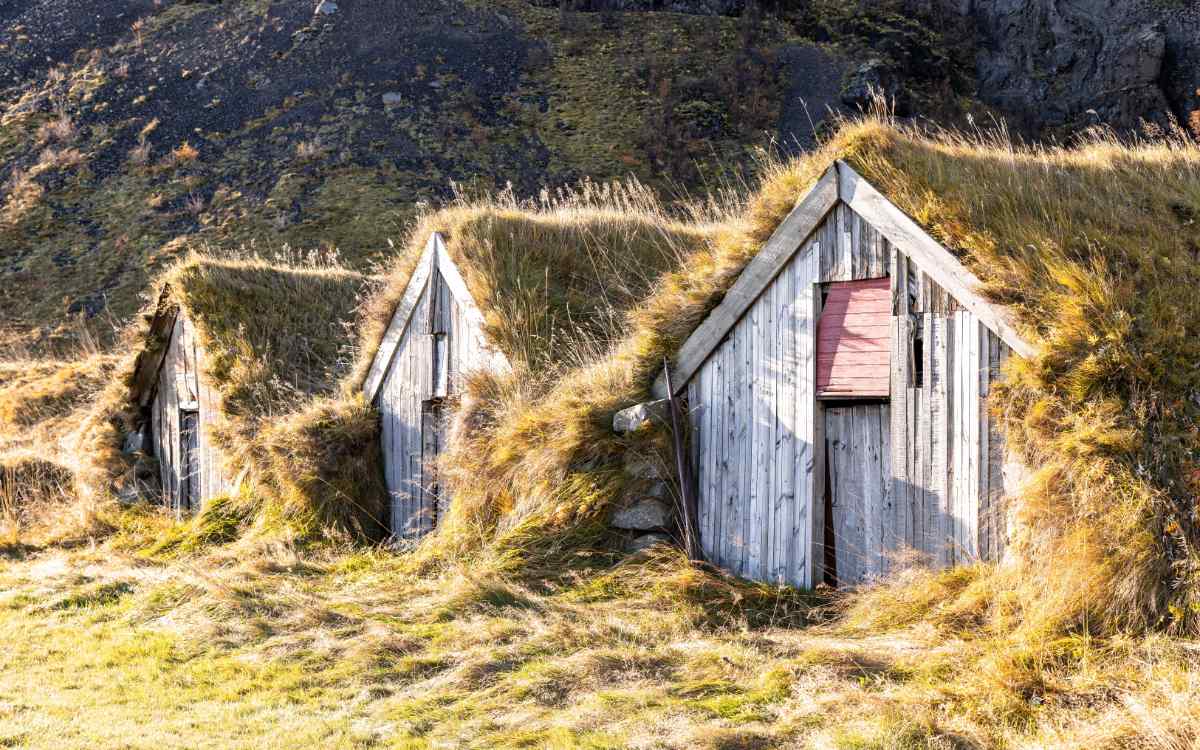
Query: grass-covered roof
350 184 719 389
136 252 368 417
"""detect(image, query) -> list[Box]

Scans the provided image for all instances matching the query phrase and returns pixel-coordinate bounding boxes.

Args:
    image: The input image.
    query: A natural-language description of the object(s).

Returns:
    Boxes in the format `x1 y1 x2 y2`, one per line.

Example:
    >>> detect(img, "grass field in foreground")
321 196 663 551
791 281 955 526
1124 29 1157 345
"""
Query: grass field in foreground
0 544 1196 750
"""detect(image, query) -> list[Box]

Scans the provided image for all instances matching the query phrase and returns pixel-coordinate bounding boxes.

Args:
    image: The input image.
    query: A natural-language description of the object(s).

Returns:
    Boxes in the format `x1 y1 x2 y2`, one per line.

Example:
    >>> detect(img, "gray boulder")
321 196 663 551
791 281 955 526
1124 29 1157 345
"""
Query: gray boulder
122 429 146 456
613 399 670 434
611 497 672 531
626 532 673 554
622 453 664 481
841 58 900 112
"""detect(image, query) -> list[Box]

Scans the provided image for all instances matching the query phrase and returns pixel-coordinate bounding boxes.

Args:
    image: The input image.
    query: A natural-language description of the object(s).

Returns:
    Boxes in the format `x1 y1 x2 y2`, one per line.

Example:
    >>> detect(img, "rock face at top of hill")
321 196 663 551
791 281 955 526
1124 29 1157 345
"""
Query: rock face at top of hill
563 0 1200 136
962 0 1200 135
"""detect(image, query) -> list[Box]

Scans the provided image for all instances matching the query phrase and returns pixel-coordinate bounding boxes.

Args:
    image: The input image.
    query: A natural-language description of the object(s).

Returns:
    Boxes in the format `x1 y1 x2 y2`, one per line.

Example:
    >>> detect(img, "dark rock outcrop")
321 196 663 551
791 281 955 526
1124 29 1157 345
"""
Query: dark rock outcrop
950 0 1200 134
530 0 744 15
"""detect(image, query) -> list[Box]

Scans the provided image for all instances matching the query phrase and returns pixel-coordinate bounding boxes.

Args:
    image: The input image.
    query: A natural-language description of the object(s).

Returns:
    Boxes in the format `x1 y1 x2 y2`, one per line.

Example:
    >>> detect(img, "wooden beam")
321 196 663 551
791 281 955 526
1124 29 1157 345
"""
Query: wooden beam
130 295 179 409
836 161 1036 359
654 166 839 398
363 235 436 402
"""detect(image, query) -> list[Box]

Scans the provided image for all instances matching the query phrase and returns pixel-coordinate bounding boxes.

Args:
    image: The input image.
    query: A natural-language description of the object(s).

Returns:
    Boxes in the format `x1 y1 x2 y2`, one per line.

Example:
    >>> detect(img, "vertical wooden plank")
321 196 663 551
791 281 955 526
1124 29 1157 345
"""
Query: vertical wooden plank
734 307 753 576
398 346 410 538
772 261 797 583
800 251 821 587
384 347 400 535
888 249 908 578
860 404 879 581
861 220 874 278
901 377 913 561
940 313 954 565
691 374 709 560
195 337 209 502
826 409 848 583
745 289 762 578
878 402 892 573
721 313 742 573
165 321 180 516
759 279 779 579
153 390 166 504
968 316 982 560
709 335 726 568
850 209 862 280
988 340 1009 559
703 340 720 567
919 313 935 560
159 327 172 512
380 367 395 533
934 314 952 566
977 325 991 560
415 283 430 537
955 310 971 561
818 215 831 280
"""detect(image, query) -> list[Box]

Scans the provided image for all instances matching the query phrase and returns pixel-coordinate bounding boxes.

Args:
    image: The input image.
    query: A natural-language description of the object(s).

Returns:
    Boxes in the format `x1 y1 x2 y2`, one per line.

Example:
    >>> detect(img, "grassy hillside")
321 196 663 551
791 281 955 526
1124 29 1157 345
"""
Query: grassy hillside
0 0 982 352
4 0 1197 741
1 545 1196 748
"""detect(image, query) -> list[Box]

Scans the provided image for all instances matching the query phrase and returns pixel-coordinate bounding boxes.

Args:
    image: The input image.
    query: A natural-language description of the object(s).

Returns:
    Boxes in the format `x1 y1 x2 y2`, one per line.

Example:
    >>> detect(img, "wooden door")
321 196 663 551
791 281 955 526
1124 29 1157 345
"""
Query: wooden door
179 410 201 518
420 399 446 530
824 402 891 586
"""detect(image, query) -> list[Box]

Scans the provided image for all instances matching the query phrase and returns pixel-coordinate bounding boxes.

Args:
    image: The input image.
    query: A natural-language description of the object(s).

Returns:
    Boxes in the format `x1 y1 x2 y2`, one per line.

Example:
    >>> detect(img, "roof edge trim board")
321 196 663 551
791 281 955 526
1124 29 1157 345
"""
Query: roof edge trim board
130 292 180 409
835 160 1036 359
432 234 512 374
363 234 437 402
652 165 840 398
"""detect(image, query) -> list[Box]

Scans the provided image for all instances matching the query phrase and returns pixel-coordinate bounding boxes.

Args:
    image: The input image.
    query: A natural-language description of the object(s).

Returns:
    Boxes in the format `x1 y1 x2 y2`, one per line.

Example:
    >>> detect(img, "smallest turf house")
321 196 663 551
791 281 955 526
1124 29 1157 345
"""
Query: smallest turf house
129 291 231 518
656 162 1037 588
364 233 509 540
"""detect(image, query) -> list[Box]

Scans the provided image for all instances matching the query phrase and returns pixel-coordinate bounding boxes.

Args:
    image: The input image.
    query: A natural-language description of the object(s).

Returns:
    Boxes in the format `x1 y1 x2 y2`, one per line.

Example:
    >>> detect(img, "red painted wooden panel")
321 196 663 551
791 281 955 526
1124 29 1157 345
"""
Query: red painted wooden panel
817 278 892 398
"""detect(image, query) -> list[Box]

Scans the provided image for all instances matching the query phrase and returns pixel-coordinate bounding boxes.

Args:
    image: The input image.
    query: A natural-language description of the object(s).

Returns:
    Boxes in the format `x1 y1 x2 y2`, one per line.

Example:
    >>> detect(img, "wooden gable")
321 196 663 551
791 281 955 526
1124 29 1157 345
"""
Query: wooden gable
364 233 508 404
654 161 1034 400
664 162 1035 589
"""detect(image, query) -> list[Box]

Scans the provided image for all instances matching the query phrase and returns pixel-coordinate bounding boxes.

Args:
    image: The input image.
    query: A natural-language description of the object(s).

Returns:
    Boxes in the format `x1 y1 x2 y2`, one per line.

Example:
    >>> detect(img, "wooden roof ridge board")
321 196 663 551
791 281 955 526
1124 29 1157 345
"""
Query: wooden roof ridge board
654 161 1036 398
835 161 1034 360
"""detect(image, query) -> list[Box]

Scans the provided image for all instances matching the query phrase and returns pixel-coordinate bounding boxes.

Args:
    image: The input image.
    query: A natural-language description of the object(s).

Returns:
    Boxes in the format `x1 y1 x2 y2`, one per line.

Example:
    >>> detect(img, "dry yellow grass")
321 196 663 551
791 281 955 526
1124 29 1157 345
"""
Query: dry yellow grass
2 115 1200 747
0 543 1197 749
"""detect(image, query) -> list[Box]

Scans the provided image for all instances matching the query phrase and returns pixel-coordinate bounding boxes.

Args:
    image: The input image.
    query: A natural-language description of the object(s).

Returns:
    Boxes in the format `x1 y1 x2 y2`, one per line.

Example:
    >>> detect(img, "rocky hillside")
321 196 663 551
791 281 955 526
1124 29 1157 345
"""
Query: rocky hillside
0 0 1192 350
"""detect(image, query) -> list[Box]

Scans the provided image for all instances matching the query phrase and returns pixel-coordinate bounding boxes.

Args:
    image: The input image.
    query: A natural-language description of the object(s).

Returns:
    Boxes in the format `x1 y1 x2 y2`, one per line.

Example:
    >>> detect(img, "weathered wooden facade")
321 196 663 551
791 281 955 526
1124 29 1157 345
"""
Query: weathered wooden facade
130 303 231 518
656 162 1035 588
363 233 509 539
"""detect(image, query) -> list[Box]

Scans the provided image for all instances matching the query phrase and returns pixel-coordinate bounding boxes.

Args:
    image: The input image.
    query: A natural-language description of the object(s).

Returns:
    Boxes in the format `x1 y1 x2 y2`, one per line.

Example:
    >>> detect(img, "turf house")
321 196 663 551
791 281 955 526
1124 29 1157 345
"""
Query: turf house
353 198 715 542
122 255 366 520
655 160 1039 589
128 298 229 517
362 233 510 539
